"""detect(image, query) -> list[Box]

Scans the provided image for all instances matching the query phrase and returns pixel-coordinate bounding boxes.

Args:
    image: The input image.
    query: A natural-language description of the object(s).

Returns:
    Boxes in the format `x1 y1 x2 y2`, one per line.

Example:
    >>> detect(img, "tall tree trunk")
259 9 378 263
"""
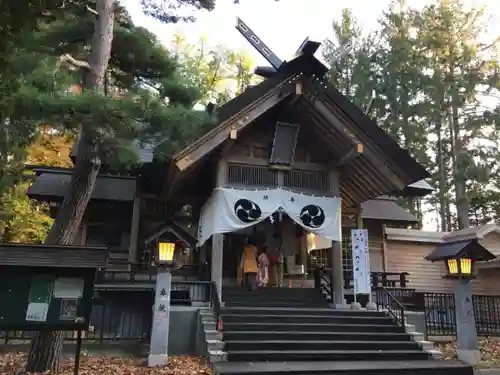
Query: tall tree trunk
25 0 115 373
452 106 470 229
436 120 448 231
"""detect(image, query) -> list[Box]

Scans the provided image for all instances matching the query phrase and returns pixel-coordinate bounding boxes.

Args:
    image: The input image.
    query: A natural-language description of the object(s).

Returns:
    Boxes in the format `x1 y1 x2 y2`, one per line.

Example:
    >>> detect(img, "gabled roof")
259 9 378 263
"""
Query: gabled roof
385 224 500 244
27 167 136 202
143 219 197 248
173 60 310 171
391 179 434 198
425 239 495 262
170 54 429 206
362 197 418 224
0 243 109 268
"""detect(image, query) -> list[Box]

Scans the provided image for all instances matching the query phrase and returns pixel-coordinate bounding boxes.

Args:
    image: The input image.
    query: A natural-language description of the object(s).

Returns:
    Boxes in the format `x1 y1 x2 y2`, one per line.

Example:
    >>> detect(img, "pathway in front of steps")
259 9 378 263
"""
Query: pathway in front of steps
476 369 500 374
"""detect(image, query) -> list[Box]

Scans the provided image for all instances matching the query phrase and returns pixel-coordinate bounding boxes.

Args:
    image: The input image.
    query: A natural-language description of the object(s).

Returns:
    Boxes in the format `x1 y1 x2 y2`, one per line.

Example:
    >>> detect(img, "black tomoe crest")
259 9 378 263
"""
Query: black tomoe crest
234 199 262 223
300 204 325 228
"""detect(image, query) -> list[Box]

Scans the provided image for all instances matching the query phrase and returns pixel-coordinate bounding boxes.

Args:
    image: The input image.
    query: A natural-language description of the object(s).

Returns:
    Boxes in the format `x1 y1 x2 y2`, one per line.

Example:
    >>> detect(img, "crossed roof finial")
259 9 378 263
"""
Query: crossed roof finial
235 17 352 78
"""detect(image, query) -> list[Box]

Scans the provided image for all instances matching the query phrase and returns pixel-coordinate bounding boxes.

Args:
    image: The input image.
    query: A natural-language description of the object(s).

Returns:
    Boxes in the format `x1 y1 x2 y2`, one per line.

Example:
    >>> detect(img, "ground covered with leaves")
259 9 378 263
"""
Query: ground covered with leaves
0 353 212 375
439 338 500 368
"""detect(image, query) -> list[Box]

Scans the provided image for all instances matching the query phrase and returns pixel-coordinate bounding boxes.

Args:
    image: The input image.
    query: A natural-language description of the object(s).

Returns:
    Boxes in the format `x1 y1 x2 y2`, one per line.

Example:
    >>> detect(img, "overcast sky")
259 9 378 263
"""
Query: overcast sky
120 0 499 67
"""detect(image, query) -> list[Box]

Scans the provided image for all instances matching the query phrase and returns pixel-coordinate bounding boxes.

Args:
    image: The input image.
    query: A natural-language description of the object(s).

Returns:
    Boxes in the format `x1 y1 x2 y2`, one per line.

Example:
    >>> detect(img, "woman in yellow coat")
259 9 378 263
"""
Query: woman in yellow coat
238 240 259 291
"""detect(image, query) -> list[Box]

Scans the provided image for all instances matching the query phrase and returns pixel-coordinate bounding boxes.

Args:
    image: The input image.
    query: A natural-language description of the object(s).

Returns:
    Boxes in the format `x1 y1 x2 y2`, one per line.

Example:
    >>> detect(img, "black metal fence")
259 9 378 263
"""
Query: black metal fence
0 281 212 345
420 292 500 337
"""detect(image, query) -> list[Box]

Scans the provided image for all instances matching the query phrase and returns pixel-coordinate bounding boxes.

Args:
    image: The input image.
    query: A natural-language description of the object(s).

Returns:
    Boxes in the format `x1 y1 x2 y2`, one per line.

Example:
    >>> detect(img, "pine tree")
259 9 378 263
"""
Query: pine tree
323 8 378 110
13 0 215 372
416 0 500 229
376 0 430 221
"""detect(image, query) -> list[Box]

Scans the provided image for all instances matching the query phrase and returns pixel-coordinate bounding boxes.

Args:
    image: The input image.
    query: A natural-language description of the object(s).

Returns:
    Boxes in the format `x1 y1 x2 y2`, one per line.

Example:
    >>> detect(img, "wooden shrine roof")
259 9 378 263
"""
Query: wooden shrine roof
169 54 430 207
27 167 136 202
0 243 109 268
361 197 418 224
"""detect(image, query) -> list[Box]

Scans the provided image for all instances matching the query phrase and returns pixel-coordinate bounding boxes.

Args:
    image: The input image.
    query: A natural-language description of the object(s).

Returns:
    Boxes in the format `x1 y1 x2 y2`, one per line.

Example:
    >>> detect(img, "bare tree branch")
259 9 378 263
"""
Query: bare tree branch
60 53 90 70
86 5 99 16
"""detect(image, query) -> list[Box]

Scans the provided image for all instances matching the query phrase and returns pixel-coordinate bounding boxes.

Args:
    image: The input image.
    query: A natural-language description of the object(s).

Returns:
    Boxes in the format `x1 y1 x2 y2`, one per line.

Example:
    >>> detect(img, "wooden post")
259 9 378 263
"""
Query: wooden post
128 196 141 268
211 159 227 301
356 206 363 229
381 224 388 272
329 170 345 306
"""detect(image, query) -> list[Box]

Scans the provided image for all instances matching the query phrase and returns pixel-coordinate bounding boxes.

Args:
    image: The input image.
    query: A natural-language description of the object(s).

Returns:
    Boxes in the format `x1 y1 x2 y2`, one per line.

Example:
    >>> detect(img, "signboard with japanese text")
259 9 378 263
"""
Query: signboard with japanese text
0 267 94 330
351 229 371 294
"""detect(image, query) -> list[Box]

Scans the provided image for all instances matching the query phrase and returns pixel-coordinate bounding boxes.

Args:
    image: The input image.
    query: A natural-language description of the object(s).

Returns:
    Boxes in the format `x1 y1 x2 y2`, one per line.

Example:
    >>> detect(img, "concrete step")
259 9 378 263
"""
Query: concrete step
226 349 431 362
213 360 473 375
220 313 394 325
225 301 328 308
209 349 227 363
222 322 405 333
223 293 325 300
224 290 324 295
206 329 223 341
224 340 420 351
222 331 412 342
224 296 327 301
221 307 385 317
207 339 226 351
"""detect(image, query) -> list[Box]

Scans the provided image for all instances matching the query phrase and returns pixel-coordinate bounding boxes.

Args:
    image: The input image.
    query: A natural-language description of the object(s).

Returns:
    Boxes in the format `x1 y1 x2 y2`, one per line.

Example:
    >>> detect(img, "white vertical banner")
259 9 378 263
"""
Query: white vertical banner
351 229 371 294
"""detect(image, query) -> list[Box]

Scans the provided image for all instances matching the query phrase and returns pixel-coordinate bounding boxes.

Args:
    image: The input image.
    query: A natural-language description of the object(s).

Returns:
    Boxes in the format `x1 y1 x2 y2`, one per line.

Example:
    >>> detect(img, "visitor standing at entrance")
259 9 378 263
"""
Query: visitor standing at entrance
257 248 270 288
239 238 258 291
267 232 282 287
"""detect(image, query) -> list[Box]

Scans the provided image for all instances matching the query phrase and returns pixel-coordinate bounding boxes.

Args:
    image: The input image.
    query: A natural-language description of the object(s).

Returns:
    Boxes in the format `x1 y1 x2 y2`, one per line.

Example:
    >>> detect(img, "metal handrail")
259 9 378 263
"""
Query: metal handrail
375 286 406 327
210 282 222 331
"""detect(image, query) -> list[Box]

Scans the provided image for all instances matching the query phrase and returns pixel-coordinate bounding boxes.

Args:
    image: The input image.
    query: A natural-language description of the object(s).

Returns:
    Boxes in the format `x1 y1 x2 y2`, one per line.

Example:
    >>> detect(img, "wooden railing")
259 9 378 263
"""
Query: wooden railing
96 263 210 283
314 267 333 302
343 270 409 289
314 267 410 290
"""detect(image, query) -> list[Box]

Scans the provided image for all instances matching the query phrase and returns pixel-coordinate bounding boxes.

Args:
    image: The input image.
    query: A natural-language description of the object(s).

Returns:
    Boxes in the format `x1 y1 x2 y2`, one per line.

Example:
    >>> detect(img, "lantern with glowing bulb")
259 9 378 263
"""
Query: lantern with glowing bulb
425 239 496 280
444 257 473 278
156 241 176 267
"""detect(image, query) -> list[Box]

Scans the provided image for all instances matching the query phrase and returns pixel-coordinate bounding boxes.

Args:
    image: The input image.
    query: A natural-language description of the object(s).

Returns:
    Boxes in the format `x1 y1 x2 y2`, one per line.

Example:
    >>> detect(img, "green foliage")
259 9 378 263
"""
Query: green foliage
324 1 500 229
170 34 260 106
8 3 217 171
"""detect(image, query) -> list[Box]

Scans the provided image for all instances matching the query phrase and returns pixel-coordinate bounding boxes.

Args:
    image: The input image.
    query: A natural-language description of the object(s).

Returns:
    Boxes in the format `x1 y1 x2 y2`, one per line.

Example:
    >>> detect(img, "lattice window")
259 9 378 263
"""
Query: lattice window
306 228 353 272
227 163 278 187
342 228 354 274
283 169 330 191
307 248 329 270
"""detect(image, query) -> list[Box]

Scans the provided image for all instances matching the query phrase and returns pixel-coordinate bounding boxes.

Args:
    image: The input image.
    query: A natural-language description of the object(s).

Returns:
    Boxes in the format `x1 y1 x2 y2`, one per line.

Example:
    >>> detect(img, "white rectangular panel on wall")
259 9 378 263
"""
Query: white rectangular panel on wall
351 229 371 294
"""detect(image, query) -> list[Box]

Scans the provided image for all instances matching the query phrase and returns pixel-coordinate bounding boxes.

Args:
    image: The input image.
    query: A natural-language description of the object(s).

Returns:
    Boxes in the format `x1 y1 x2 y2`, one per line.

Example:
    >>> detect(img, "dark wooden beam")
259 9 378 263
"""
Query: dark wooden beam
311 98 406 191
334 143 363 168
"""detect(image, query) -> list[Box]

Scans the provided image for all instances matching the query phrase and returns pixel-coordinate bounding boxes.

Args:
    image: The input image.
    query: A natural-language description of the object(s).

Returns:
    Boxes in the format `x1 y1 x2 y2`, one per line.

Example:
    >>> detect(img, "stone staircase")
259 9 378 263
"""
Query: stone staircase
210 287 473 375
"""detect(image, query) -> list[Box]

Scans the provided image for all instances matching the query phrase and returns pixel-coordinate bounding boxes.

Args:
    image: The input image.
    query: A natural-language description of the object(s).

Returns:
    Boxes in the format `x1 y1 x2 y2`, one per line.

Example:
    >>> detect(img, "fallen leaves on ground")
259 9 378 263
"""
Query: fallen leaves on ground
437 338 500 368
0 352 212 375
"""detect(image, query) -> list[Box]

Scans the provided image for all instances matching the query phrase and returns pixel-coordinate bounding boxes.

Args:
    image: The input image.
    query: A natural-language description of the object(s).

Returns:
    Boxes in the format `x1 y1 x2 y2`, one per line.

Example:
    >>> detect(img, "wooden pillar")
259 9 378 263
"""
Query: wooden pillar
211 234 224 302
356 206 363 229
381 224 388 272
211 159 227 301
128 196 141 267
329 170 344 306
